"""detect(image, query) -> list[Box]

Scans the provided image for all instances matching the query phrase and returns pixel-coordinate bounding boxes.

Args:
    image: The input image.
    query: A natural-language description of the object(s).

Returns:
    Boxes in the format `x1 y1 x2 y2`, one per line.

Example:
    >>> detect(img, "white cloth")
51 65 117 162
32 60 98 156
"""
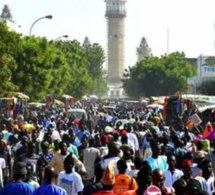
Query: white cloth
58 171 84 195
99 146 108 158
195 176 211 194
0 157 5 187
106 115 113 123
164 169 183 187
83 147 100 180
104 156 120 175
206 177 215 195
127 132 139 151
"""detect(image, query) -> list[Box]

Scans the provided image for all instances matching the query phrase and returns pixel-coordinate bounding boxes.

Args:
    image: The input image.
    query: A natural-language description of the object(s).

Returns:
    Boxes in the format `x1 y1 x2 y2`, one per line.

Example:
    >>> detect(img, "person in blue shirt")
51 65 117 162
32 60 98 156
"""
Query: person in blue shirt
76 125 91 141
0 161 34 195
33 166 67 195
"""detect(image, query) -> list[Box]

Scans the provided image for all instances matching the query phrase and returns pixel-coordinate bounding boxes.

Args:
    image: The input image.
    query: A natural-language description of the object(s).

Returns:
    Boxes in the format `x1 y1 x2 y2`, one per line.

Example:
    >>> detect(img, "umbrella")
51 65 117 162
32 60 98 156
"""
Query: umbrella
22 124 36 132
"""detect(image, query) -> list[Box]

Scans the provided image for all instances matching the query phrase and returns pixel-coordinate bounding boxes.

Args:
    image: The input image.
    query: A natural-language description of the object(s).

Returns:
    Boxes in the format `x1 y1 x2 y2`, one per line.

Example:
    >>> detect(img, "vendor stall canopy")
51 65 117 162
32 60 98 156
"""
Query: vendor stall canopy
3 92 30 100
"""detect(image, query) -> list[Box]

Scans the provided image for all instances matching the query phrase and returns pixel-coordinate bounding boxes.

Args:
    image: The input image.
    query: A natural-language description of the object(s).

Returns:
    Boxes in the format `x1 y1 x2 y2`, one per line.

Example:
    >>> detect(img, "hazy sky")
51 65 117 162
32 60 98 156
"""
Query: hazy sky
2 0 215 68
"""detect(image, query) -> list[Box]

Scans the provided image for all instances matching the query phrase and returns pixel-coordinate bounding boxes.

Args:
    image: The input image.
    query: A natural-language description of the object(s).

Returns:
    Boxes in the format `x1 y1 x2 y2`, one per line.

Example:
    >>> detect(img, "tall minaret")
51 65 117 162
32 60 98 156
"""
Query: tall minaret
105 0 127 84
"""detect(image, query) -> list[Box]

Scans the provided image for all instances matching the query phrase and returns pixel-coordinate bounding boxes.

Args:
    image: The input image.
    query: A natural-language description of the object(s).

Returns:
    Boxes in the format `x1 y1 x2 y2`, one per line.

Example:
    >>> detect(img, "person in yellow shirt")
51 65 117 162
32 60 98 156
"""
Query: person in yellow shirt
113 159 137 195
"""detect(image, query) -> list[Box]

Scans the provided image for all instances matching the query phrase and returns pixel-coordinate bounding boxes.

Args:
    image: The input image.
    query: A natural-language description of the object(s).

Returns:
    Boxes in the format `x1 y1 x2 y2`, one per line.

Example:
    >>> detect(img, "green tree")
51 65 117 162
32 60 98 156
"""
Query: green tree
53 40 91 98
11 36 58 101
123 52 196 97
83 41 107 96
0 22 20 94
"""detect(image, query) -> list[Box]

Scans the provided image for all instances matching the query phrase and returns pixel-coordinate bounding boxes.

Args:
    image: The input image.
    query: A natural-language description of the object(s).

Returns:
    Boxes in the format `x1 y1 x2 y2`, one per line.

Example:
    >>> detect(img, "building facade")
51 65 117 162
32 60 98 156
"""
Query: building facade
188 56 215 94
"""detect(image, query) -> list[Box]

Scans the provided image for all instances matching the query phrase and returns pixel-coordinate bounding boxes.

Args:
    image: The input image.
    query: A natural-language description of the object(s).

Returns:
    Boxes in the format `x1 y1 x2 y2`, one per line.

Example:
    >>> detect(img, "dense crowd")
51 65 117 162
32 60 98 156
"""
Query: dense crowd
0 100 214 195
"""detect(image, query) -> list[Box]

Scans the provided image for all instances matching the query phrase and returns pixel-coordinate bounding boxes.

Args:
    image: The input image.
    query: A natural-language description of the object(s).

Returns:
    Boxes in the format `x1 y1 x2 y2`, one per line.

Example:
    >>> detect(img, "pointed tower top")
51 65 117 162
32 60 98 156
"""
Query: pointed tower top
83 37 91 48
0 5 13 22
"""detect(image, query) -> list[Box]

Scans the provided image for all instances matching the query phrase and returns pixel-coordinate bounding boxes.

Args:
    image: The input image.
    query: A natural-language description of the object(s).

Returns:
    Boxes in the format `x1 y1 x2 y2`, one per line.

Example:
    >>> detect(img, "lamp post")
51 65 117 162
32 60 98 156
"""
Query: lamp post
55 35 69 41
29 15 53 36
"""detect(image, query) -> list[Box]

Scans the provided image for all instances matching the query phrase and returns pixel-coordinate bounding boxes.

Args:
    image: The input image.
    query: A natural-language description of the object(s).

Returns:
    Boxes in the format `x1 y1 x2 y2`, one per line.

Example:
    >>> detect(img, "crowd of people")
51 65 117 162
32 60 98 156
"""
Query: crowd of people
0 100 214 195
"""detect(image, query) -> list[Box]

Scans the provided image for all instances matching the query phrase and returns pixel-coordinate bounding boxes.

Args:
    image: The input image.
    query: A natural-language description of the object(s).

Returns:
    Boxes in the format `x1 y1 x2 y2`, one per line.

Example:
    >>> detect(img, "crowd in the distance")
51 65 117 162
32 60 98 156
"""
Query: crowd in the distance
0 101 214 195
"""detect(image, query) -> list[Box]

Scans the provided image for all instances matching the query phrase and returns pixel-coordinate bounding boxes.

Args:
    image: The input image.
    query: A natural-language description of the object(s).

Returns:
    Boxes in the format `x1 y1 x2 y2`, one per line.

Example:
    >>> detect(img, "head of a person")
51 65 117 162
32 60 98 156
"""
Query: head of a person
41 140 50 154
121 135 128 145
111 143 121 157
150 140 162 159
194 151 205 167
69 130 76 143
13 162 27 182
89 138 95 147
201 159 213 178
196 140 204 151
44 166 58 184
31 131 38 142
152 169 165 190
62 134 70 147
21 136 29 148
27 141 36 155
117 158 127 174
136 161 152 192
182 159 193 179
59 141 68 155
123 148 132 161
134 157 144 169
54 139 60 151
94 134 101 147
64 154 74 174
167 155 176 171
44 133 52 143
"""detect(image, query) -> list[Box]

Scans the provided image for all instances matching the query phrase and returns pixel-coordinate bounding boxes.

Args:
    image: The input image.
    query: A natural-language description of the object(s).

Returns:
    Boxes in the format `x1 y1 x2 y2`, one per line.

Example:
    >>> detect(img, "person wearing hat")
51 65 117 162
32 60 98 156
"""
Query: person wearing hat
93 164 116 195
173 159 202 195
0 162 34 195
33 166 67 195
99 135 109 158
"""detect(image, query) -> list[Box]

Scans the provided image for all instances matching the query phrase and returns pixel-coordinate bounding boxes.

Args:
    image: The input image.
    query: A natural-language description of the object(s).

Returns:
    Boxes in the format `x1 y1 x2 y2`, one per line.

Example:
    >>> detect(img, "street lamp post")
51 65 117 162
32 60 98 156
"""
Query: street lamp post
55 35 69 41
29 15 53 36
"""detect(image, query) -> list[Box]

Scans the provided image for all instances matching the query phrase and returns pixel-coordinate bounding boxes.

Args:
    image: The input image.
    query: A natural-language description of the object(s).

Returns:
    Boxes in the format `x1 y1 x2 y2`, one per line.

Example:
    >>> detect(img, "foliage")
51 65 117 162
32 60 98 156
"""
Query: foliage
0 22 20 94
0 22 107 101
83 42 107 96
197 79 215 95
123 52 196 97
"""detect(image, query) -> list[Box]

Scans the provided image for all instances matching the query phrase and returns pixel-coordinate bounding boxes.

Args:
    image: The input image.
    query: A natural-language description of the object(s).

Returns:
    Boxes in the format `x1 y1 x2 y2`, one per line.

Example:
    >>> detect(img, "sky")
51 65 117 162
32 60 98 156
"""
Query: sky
1 0 215 68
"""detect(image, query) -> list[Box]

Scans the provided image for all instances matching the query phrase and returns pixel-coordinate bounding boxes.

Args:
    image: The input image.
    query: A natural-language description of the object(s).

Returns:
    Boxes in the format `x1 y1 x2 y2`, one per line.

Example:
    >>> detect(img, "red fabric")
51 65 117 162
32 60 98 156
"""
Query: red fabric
93 191 116 195
203 124 213 138
182 159 192 167
118 190 136 195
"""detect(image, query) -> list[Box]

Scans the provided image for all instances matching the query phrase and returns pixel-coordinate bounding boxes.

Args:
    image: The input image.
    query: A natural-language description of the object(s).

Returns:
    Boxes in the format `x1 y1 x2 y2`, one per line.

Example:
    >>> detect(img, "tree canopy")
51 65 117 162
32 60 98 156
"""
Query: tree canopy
123 52 196 98
0 22 107 101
